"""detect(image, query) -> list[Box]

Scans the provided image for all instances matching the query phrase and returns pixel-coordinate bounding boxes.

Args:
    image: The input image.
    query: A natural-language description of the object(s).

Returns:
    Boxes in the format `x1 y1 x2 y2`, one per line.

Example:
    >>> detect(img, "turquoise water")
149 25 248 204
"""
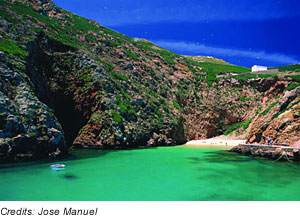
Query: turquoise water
1 146 300 201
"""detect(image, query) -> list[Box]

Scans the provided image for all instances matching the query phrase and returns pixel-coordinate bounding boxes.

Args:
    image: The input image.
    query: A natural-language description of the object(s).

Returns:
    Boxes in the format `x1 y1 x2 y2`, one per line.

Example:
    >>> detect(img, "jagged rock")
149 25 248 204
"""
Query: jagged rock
247 86 300 146
230 144 298 161
0 61 67 161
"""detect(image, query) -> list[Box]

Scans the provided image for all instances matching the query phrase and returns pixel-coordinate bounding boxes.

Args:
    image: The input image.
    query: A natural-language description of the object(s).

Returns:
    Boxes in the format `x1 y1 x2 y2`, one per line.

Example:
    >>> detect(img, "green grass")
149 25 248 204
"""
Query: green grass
240 95 252 102
95 58 114 72
285 75 300 82
286 82 300 91
135 40 179 65
242 118 252 130
1 0 137 52
183 56 250 86
119 104 127 112
111 111 122 123
184 56 250 75
173 100 180 110
271 64 300 72
110 71 128 81
223 118 252 135
199 62 250 74
0 38 28 58
149 47 178 65
128 109 137 117
0 8 19 24
122 46 139 61
184 55 230 65
10 1 62 31
261 101 279 116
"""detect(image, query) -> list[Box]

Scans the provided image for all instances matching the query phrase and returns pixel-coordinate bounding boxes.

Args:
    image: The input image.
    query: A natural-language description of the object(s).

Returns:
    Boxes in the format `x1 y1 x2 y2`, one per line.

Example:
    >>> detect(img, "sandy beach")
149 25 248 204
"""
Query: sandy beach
184 138 246 148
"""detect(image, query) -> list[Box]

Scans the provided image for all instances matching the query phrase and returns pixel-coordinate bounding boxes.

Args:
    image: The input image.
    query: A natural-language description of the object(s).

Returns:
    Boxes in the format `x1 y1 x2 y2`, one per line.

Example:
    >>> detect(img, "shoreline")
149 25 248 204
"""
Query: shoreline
230 144 300 161
184 138 246 148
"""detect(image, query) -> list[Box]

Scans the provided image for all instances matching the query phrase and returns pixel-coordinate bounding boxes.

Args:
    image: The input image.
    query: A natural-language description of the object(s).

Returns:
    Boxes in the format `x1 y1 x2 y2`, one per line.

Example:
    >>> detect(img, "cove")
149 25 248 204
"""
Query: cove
1 146 300 201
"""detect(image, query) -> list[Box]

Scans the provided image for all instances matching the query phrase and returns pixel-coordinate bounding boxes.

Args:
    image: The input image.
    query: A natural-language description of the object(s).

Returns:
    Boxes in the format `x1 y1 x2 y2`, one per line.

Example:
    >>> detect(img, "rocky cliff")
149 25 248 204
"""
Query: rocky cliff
247 84 300 146
0 0 300 162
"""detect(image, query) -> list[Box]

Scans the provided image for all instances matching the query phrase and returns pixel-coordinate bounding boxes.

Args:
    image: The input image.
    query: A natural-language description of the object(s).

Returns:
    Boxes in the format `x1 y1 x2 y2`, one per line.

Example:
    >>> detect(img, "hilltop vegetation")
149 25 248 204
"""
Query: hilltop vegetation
271 64 300 72
183 55 230 65
0 0 300 162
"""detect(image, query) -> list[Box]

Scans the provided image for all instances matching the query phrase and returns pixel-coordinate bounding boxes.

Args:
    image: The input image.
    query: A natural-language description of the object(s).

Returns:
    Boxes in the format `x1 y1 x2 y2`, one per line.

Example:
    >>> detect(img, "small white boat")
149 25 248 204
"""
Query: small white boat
50 164 66 171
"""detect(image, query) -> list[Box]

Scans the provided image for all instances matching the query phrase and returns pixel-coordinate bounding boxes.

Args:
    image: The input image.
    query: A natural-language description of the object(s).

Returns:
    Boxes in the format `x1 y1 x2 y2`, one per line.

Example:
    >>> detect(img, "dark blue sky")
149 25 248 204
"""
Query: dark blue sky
53 0 300 67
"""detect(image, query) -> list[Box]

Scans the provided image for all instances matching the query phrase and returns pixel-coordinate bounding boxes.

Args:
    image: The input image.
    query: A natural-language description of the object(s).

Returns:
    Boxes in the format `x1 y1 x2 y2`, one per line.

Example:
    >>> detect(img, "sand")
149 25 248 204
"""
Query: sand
184 138 246 148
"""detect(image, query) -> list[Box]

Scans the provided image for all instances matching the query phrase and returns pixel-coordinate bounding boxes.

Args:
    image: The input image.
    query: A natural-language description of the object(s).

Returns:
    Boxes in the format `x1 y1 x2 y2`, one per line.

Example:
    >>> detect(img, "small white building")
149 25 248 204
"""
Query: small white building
252 65 268 72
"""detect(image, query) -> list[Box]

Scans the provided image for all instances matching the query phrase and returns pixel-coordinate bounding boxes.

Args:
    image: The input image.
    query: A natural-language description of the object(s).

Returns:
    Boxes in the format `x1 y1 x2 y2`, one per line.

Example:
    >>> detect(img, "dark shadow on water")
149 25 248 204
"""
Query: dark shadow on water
187 193 229 201
202 150 300 169
0 149 113 170
60 173 79 180
187 150 253 164
186 157 202 163
0 146 160 170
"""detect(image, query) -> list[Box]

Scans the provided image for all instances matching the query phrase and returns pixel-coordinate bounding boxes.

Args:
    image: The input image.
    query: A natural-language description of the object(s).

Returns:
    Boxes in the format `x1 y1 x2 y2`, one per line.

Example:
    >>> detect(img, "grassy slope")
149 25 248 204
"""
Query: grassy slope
270 64 300 72
183 55 230 65
0 0 251 75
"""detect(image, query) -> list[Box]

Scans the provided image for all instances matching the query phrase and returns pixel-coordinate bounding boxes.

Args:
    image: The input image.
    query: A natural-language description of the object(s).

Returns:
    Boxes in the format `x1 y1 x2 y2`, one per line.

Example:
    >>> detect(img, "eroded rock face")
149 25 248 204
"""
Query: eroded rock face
1 30 187 153
0 55 66 161
247 87 300 146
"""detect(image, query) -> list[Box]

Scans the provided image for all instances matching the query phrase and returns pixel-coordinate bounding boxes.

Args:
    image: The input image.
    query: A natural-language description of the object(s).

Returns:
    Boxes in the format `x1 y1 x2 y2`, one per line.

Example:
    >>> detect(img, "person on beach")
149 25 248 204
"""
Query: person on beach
267 136 272 146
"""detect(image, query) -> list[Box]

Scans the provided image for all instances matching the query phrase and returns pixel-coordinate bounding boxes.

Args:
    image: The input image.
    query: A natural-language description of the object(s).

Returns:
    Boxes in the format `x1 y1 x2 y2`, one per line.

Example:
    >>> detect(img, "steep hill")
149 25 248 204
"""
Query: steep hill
0 0 300 162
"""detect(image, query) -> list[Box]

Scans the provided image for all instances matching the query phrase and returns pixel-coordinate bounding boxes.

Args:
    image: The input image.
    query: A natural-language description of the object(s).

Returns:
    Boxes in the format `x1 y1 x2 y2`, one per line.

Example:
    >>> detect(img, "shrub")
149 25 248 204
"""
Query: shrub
285 75 300 82
172 119 179 126
285 83 300 91
273 64 300 72
223 122 243 135
110 71 128 81
128 109 137 117
111 111 122 123
0 38 28 58
119 104 127 112
243 118 252 130
240 96 252 102
173 100 180 110
223 118 252 135
122 46 139 61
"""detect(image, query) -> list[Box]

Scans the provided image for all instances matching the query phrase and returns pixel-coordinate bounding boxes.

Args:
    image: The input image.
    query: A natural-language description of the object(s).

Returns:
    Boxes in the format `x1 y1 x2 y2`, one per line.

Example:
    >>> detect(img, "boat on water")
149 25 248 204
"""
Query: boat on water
50 164 66 171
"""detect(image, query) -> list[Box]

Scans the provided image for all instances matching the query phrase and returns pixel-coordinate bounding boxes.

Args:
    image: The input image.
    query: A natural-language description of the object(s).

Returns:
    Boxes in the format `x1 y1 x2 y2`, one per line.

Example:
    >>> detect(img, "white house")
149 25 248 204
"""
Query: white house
252 65 268 72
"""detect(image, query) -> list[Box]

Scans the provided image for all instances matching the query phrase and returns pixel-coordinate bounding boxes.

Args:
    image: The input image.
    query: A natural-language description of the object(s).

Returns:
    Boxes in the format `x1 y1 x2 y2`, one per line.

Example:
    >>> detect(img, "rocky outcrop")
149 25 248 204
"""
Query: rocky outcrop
230 144 300 161
0 52 66 162
9 0 63 17
1 0 189 160
247 87 300 146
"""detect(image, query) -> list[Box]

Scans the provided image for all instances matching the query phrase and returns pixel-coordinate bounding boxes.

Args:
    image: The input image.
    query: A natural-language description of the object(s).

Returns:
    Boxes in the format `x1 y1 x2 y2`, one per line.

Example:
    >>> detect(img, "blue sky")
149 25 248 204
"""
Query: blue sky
53 0 300 67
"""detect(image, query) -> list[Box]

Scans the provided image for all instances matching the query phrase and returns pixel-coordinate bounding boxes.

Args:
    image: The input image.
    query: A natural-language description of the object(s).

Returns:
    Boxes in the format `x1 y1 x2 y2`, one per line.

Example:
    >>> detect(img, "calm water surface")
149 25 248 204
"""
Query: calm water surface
1 146 300 201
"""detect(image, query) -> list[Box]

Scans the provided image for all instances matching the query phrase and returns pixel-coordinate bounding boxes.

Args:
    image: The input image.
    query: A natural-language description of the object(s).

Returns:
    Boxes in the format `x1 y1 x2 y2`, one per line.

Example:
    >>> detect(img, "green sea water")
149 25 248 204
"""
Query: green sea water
1 146 300 201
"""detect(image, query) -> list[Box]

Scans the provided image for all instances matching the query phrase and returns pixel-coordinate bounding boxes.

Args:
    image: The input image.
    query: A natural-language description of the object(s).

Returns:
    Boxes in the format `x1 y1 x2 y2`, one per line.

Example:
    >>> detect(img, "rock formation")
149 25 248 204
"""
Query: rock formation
0 0 300 162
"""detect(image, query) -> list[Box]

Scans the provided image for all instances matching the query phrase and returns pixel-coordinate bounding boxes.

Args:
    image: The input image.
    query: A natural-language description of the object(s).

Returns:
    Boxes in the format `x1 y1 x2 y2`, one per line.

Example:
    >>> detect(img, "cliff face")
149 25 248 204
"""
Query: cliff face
0 52 66 160
0 0 300 162
247 86 300 146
